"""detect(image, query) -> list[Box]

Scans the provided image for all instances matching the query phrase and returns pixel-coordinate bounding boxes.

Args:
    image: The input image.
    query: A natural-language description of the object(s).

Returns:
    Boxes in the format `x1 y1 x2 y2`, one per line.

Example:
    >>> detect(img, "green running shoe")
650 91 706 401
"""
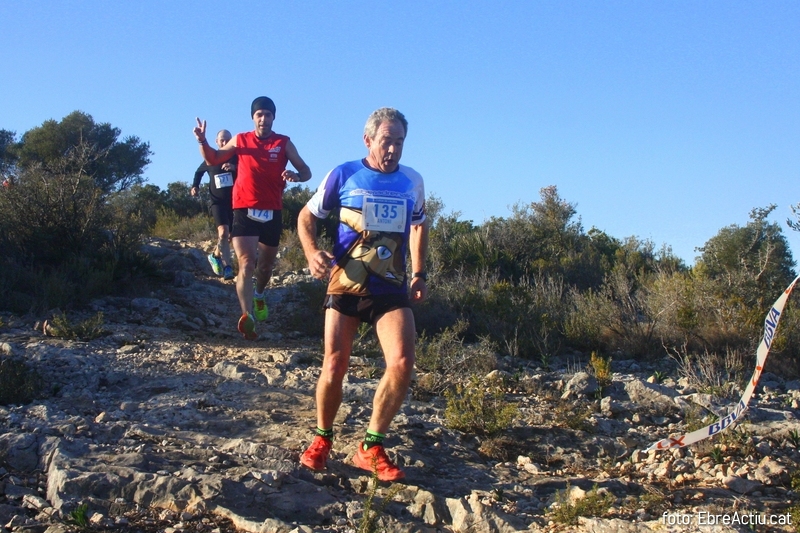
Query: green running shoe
207 254 222 276
253 292 269 321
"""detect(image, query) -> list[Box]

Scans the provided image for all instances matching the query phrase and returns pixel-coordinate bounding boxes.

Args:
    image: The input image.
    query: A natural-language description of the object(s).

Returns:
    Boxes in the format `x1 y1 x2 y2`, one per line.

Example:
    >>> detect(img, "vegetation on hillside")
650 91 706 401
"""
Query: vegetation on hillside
2 111 799 382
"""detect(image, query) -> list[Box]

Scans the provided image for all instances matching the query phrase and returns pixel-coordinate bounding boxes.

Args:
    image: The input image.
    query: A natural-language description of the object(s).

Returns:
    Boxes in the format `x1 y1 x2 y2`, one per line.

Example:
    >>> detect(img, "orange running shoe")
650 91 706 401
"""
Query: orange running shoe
237 312 257 340
300 436 332 471
352 443 405 481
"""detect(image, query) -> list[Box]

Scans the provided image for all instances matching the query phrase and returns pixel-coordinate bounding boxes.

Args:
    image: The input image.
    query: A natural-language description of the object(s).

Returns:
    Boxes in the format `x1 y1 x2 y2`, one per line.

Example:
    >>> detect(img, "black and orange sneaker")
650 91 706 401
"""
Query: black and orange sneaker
300 435 332 471
352 443 405 481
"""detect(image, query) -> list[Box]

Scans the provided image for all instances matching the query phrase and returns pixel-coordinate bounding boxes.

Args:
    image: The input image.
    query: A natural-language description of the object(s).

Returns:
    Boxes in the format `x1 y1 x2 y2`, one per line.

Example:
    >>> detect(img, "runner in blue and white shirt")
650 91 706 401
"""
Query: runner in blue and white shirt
305 158 425 296
298 108 429 481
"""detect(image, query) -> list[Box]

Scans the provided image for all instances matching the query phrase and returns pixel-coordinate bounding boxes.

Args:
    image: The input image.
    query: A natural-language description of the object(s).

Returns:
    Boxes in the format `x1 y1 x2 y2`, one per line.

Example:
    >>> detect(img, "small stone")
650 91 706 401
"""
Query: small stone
723 475 761 494
89 512 107 526
755 441 771 456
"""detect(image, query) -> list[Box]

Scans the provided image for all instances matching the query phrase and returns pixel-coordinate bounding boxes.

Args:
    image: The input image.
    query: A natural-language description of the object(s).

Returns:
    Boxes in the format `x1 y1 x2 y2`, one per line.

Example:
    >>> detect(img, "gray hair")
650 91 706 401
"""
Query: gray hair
364 108 408 139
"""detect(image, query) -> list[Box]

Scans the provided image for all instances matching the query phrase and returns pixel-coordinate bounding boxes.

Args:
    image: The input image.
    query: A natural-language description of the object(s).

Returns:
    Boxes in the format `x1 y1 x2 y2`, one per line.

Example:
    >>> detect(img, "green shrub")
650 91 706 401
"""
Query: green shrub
68 503 89 528
151 208 215 241
48 312 108 341
0 164 107 265
430 271 568 361
414 320 497 397
709 446 724 464
589 351 612 388
789 429 800 448
567 263 659 357
0 148 152 312
357 468 403 533
620 487 668 517
670 346 747 396
160 181 206 218
553 400 593 432
444 375 517 436
477 435 521 462
548 483 614 526
0 357 43 406
281 185 339 242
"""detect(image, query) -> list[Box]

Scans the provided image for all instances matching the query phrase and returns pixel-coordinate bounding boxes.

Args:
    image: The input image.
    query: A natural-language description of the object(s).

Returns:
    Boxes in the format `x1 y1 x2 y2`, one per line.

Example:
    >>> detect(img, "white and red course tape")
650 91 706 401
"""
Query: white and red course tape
647 274 800 451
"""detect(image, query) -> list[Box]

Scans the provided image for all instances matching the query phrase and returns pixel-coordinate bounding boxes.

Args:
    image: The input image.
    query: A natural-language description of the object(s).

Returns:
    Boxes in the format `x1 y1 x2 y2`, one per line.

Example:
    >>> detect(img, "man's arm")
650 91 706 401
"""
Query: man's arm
221 154 237 173
191 162 207 196
298 206 334 280
283 140 312 183
193 118 237 166
409 219 429 303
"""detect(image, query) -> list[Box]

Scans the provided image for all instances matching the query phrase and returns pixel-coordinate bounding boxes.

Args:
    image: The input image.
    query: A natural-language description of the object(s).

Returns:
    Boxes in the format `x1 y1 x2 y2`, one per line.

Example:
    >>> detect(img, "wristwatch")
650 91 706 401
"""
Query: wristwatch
412 272 427 281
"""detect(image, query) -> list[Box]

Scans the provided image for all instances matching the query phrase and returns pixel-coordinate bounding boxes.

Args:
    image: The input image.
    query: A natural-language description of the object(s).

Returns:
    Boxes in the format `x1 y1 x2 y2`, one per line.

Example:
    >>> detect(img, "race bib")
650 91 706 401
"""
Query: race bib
214 172 233 188
246 209 273 223
363 196 406 233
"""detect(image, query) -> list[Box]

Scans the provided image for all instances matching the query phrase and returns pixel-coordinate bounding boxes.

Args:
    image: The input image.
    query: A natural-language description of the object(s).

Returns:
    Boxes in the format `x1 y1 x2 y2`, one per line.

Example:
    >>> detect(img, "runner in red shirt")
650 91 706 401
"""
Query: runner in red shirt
193 97 311 339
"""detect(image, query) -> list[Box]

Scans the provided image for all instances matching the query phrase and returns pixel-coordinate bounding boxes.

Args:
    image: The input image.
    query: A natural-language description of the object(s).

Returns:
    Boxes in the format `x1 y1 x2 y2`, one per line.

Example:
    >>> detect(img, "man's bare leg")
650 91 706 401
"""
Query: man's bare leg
368 307 416 434
232 236 259 315
315 309 360 429
255 243 278 293
217 224 232 266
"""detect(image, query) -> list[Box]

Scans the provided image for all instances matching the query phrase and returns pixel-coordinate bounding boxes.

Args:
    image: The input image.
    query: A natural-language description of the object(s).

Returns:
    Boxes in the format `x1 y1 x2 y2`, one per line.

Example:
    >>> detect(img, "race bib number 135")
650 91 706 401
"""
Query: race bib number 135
363 197 406 232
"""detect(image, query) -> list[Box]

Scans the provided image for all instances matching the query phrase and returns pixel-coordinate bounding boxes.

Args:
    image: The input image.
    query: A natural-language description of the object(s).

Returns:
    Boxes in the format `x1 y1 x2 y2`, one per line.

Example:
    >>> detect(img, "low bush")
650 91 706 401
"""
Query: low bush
0 357 43 406
414 320 497 398
151 208 215 242
444 375 517 436
553 400 593 432
275 228 329 274
357 469 403 533
47 312 108 341
430 271 568 362
669 345 747 397
589 351 612 388
547 483 614 526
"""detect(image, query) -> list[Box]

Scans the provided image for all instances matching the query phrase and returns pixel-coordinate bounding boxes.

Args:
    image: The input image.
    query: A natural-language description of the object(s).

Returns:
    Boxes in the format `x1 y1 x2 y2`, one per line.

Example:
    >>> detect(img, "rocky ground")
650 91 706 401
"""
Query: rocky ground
1 237 799 533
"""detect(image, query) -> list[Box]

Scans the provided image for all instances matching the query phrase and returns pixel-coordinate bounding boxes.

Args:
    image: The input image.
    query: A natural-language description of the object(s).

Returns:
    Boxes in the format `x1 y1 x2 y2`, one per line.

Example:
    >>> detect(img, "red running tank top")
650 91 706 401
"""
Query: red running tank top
233 131 290 210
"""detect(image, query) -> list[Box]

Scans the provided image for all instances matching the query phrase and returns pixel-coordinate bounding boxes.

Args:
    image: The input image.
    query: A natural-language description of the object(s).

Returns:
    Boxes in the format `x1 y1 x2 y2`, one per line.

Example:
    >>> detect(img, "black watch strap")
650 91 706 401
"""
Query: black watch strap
412 272 427 281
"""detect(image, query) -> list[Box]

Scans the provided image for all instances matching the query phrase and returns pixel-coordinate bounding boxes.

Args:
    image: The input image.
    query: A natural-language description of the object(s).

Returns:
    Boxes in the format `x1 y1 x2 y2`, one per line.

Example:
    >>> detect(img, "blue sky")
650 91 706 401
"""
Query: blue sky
1 1 798 265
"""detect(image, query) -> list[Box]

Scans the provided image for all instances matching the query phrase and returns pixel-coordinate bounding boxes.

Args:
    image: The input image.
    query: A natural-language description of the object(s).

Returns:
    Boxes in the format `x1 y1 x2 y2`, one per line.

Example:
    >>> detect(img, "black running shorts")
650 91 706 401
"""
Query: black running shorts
323 293 410 325
231 209 283 247
210 203 233 228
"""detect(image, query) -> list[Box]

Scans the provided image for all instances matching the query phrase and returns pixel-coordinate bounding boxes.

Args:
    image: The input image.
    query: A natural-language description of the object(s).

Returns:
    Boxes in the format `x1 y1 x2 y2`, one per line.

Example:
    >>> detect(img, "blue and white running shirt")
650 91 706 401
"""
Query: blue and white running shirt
306 159 426 296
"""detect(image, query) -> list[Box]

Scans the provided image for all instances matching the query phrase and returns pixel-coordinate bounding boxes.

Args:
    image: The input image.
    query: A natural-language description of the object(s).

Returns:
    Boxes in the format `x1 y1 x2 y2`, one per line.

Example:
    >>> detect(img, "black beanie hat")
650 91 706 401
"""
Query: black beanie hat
251 96 276 117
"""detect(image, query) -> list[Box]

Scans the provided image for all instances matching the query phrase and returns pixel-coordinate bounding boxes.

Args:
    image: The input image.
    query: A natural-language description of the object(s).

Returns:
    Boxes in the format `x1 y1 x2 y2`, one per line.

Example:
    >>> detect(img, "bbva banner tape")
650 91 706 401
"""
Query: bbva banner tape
647 274 800 451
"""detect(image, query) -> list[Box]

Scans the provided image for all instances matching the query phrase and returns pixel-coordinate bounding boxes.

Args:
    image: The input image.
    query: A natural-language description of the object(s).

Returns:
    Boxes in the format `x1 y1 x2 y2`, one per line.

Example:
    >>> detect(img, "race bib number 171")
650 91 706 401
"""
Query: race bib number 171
214 172 233 188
